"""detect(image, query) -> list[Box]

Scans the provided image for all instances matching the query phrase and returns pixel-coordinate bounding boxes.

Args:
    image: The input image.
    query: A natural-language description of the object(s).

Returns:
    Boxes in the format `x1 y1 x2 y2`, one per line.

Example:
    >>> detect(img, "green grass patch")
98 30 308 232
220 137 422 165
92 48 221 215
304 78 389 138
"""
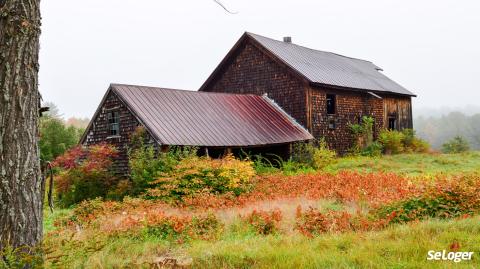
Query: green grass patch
326 152 480 177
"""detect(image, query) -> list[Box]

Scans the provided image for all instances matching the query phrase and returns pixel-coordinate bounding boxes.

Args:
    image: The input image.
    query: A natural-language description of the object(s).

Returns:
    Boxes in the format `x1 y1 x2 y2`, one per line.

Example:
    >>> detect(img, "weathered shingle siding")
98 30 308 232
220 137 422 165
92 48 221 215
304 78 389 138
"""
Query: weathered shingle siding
203 40 308 128
309 87 384 154
83 90 155 174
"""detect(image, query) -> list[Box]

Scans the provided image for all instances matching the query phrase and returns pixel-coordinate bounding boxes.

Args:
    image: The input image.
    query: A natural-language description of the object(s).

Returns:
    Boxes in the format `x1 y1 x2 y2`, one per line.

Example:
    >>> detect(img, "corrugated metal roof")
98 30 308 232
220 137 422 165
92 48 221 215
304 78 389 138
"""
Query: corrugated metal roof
111 84 313 147
247 33 415 96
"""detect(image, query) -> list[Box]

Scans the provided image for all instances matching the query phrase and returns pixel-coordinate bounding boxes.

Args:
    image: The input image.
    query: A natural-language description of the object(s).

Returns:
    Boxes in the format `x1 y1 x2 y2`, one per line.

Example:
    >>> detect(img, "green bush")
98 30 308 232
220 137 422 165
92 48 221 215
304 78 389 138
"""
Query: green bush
349 116 375 152
291 139 337 170
361 141 383 157
378 129 405 154
442 136 470 153
128 127 198 195
312 139 337 169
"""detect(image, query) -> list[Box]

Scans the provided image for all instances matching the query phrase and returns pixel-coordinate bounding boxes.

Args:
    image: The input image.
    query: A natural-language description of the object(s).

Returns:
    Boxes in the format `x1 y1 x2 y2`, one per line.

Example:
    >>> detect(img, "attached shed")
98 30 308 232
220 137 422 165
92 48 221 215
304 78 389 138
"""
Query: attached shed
80 84 313 173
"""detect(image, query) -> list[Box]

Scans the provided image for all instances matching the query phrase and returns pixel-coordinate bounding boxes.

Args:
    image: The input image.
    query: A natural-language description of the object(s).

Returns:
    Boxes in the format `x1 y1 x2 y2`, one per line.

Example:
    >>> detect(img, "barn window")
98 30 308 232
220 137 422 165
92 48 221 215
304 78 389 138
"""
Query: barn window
328 118 336 129
388 117 396 130
326 94 336 114
107 111 120 136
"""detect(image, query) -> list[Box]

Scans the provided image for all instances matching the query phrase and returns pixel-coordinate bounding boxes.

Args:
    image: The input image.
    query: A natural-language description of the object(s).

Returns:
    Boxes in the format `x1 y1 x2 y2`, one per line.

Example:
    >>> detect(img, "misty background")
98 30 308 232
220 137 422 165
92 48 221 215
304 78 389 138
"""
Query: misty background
38 0 480 149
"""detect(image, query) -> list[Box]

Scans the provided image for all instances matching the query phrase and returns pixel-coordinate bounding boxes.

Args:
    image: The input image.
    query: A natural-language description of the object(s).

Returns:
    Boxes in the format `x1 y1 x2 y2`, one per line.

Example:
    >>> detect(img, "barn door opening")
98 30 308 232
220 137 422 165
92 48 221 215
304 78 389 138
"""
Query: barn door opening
388 117 397 130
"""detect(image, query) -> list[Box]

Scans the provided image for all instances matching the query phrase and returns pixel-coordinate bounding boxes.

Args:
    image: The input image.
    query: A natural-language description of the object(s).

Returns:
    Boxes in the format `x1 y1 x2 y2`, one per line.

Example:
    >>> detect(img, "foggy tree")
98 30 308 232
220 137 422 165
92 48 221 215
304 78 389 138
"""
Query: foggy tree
0 0 43 252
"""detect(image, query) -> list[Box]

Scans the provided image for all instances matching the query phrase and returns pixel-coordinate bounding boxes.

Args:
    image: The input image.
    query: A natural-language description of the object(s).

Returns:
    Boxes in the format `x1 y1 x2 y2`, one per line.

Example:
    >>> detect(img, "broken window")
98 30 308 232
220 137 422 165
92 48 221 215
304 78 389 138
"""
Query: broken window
107 111 120 136
326 94 336 115
388 117 396 130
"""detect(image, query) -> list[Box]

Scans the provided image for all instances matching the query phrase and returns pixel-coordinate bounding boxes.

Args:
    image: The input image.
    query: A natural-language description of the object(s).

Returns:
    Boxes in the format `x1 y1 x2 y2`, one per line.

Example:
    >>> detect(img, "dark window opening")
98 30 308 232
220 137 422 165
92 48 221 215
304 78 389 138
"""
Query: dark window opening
326 94 336 115
388 117 396 130
328 118 336 129
107 111 120 136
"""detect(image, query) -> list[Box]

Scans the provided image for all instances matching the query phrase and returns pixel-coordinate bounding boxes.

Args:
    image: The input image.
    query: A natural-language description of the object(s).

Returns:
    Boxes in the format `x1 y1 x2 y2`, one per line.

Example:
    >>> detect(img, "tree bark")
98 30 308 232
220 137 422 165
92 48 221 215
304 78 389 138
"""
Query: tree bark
0 0 43 250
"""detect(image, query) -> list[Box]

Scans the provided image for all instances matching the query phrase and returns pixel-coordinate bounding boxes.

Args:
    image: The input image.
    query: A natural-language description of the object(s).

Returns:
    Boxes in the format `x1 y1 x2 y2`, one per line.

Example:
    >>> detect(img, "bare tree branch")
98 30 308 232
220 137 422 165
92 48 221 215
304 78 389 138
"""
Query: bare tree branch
213 0 238 14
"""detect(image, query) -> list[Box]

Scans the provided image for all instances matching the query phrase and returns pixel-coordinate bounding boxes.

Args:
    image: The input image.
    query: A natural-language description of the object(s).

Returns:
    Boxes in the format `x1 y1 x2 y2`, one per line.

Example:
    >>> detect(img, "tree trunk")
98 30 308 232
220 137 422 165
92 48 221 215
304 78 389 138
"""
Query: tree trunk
0 0 43 250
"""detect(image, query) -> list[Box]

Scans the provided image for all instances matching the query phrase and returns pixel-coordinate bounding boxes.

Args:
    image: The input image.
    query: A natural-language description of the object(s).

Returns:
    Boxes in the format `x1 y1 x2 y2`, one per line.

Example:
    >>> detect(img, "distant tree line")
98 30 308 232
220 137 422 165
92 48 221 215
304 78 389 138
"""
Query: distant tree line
414 112 480 150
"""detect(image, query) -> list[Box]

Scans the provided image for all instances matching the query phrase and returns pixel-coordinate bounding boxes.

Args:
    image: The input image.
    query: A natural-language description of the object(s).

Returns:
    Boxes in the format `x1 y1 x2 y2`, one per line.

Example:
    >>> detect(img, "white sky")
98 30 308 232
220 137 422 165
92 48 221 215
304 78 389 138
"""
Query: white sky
39 0 480 119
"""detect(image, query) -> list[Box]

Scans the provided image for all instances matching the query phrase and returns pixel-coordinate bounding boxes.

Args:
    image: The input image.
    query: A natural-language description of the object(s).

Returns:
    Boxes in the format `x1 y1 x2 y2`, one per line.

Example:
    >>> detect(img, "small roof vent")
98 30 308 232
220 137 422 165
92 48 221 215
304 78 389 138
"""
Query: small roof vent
283 36 292 43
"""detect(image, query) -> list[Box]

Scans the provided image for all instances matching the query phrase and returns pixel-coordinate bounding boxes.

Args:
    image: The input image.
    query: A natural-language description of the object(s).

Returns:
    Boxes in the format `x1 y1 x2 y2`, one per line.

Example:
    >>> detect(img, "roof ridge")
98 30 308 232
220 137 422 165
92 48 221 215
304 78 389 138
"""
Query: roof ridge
245 32 375 65
111 83 260 97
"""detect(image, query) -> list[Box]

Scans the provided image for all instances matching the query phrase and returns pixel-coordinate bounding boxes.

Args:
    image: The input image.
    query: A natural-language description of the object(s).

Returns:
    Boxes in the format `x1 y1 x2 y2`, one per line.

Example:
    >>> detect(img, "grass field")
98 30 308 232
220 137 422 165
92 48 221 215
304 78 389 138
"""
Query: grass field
41 152 480 268
327 151 480 177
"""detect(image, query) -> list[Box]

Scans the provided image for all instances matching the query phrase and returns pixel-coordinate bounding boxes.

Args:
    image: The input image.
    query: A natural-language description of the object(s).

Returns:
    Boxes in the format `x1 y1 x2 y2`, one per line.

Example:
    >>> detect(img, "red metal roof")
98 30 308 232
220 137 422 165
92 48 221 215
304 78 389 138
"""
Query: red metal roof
110 84 313 147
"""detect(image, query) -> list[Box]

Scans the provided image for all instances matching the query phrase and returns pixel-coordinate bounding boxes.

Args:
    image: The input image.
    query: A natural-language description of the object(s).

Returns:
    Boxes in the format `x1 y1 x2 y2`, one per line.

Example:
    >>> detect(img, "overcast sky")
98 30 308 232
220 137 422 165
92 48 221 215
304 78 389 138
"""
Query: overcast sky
39 0 480 119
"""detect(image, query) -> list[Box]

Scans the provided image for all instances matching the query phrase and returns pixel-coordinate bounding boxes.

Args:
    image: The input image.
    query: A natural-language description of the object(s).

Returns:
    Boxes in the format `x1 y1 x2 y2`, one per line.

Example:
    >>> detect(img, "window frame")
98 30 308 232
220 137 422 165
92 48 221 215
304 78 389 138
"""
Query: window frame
326 94 336 115
107 111 120 137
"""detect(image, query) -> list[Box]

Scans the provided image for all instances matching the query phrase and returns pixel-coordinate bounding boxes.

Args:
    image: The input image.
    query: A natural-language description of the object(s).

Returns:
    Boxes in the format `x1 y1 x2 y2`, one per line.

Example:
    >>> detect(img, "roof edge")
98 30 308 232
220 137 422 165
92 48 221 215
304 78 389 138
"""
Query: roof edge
261 94 314 140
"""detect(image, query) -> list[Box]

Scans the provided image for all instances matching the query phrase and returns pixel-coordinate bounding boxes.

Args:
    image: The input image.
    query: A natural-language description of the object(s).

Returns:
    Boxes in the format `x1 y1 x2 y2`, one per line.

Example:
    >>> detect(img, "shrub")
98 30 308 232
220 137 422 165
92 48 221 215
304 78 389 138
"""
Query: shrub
296 207 353 236
242 209 282 235
143 213 222 241
128 128 198 195
312 139 337 169
374 176 480 223
149 154 256 200
291 138 337 170
442 136 470 153
291 142 316 167
401 129 430 153
361 141 383 157
349 116 375 152
53 144 119 207
378 129 405 154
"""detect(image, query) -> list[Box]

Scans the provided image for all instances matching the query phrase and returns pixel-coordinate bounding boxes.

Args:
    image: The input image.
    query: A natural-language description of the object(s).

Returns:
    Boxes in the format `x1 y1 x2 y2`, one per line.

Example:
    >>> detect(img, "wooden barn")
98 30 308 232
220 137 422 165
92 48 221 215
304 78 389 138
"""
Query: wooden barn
200 32 416 153
80 84 313 174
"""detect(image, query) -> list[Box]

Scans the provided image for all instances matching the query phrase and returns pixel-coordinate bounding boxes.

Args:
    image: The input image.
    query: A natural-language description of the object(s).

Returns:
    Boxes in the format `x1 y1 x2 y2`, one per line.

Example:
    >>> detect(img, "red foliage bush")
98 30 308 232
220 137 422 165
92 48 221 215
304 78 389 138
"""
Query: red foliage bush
53 144 120 206
242 209 282 235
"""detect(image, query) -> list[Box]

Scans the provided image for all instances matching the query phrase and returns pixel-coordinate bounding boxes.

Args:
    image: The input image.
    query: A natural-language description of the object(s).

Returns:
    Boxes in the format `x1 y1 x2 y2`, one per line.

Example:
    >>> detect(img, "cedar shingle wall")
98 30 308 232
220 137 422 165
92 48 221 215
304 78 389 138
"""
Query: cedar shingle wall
204 41 308 128
310 87 384 154
83 91 155 174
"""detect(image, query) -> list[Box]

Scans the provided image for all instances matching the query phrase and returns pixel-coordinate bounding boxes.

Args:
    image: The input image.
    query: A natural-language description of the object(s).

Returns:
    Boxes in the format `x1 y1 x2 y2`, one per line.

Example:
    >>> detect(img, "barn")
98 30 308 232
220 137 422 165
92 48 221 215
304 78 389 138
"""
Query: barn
80 84 313 173
81 32 416 173
200 32 416 153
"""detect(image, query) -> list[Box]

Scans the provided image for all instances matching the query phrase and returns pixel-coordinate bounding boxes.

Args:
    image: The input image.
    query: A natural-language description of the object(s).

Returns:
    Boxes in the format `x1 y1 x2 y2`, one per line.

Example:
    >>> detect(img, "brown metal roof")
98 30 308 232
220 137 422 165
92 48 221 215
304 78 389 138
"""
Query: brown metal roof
110 84 312 147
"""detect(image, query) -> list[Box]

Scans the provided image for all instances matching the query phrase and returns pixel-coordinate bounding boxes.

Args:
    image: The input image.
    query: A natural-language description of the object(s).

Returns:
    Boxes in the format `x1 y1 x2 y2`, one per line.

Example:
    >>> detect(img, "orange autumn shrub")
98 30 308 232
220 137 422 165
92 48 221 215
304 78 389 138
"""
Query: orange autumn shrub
148 154 255 199
295 207 353 236
295 206 398 236
242 209 282 235
179 171 419 210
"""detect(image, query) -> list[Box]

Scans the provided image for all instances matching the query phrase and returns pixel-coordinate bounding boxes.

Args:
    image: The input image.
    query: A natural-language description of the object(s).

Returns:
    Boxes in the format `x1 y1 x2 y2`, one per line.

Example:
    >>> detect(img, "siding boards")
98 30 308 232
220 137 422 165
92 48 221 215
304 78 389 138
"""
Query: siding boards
383 96 413 130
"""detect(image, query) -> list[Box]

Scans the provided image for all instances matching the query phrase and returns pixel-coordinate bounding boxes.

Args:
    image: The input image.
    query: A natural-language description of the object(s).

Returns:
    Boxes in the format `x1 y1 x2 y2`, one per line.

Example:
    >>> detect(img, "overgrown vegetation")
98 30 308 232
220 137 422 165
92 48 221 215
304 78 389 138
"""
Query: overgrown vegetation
42 150 480 268
53 144 120 207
